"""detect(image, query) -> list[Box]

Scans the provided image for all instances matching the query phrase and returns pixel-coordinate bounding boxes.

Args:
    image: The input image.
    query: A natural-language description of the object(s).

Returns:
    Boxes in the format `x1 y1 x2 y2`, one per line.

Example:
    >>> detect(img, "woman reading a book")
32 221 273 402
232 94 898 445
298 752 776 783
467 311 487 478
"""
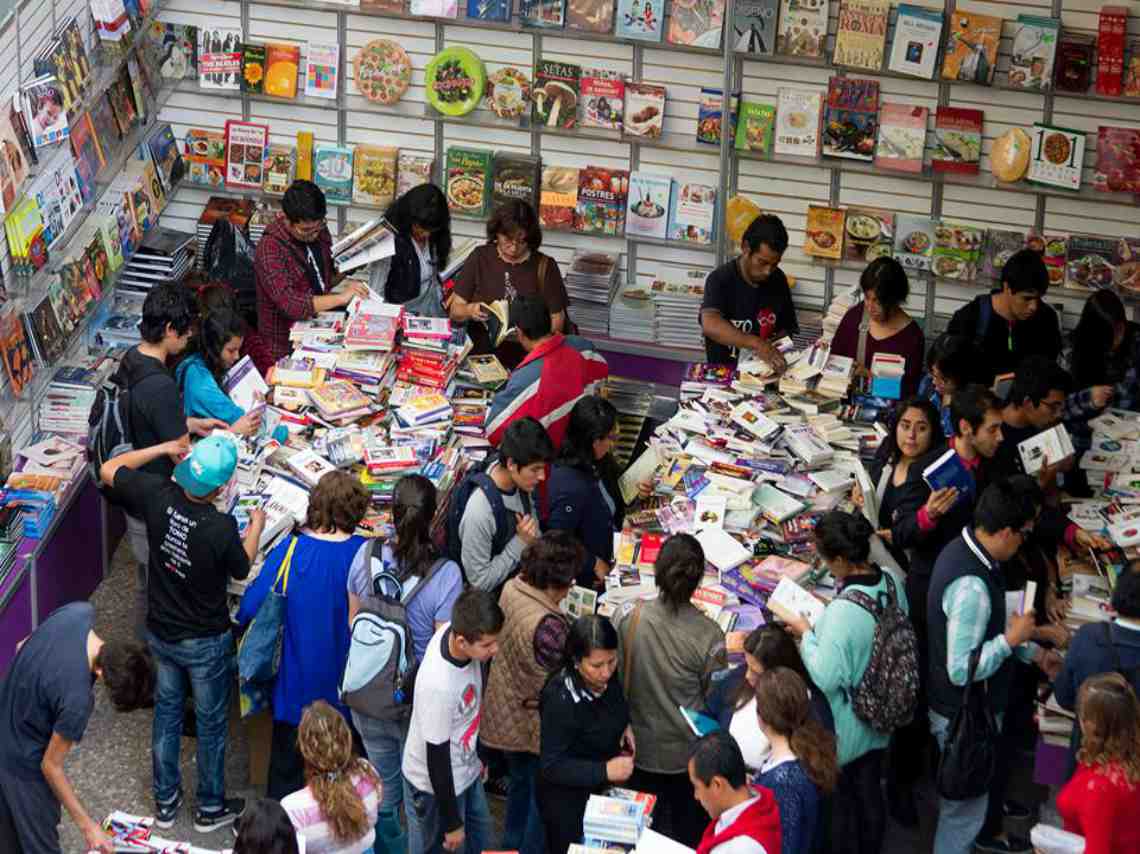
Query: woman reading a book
829 257 925 398
366 183 452 313
449 199 570 370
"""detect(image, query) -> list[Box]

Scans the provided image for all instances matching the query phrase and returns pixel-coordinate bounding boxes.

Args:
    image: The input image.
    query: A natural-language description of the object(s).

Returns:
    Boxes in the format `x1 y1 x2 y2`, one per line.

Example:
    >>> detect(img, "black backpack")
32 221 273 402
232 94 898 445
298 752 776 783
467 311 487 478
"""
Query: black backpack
444 460 532 582
86 360 168 494
340 542 447 720
841 572 921 733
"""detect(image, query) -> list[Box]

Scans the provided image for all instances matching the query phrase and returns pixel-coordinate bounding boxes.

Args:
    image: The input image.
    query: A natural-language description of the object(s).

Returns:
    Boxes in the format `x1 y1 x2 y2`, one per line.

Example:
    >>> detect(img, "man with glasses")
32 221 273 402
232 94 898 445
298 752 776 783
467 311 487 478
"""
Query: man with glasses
254 179 369 367
927 477 1064 854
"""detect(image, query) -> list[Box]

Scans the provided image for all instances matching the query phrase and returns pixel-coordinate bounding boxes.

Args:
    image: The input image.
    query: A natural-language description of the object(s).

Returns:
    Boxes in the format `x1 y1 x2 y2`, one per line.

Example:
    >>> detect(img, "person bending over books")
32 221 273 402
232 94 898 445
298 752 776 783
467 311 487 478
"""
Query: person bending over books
1056 672 1140 854
449 200 570 370
545 396 651 589
366 184 452 314
829 257 925 398
254 180 369 369
537 615 634 854
699 214 798 369
917 333 977 438
688 731 782 854
945 248 1062 387
784 511 907 854
232 799 301 854
618 534 728 848
485 296 608 448
174 304 285 441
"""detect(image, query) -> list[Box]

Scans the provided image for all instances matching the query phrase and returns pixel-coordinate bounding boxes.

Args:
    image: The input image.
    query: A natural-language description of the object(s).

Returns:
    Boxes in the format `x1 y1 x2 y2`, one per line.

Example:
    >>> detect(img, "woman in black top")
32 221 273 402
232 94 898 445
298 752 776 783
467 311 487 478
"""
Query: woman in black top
537 615 634 854
855 396 953 826
366 184 452 312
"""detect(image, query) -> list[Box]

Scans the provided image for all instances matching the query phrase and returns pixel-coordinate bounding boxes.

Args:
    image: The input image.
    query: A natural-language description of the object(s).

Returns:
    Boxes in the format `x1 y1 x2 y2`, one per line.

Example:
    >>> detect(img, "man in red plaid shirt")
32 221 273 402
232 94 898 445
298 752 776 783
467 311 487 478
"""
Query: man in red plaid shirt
253 180 368 371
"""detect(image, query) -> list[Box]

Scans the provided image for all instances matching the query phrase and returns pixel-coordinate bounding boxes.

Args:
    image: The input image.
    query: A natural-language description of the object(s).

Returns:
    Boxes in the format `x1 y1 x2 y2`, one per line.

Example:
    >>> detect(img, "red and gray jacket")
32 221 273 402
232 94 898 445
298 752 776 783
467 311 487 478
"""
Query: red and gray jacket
485 333 609 448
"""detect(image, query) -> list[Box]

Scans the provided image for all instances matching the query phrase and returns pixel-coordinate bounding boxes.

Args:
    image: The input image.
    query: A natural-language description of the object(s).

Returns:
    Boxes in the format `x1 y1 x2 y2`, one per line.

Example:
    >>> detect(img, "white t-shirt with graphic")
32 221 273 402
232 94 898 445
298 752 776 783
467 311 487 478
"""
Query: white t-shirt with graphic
401 623 483 797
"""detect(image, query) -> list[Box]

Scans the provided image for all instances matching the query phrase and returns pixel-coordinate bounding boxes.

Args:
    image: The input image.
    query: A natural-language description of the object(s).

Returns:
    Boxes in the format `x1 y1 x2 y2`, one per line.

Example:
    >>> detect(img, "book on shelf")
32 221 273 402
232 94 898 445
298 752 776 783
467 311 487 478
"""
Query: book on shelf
1008 16 1059 91
833 0 889 71
264 43 301 99
304 42 340 99
580 70 624 130
521 0 567 28
467 0 512 21
491 152 540 210
941 10 1001 85
735 101 776 155
821 77 879 161
931 107 982 175
353 144 398 208
732 0 778 54
566 0 616 33
625 172 672 239
773 88 822 157
874 103 927 173
615 0 664 41
397 151 434 196
888 4 943 79
533 61 580 129
777 0 828 57
21 77 70 149
445 147 492 216
666 0 725 48
666 182 715 245
223 120 269 190
313 144 354 204
199 27 243 91
623 83 666 139
241 43 267 94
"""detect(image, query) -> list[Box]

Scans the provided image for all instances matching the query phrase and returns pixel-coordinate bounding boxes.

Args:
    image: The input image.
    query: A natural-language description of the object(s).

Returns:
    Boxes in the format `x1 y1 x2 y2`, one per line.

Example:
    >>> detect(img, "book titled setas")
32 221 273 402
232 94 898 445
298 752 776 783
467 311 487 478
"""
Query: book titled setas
931 107 982 174
533 61 580 129
445 147 492 216
575 166 630 236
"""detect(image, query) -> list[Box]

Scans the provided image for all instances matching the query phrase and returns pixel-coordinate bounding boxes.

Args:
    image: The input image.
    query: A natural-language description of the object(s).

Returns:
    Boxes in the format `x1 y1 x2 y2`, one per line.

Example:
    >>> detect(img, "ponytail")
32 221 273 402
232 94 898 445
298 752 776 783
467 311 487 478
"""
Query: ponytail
755 668 840 795
297 702 380 844
391 475 438 581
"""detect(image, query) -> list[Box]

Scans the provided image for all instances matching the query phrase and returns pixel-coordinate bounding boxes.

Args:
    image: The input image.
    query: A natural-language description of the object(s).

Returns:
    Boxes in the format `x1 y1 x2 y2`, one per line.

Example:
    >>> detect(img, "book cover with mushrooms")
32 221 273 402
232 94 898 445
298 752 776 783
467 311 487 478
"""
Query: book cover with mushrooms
532 61 581 129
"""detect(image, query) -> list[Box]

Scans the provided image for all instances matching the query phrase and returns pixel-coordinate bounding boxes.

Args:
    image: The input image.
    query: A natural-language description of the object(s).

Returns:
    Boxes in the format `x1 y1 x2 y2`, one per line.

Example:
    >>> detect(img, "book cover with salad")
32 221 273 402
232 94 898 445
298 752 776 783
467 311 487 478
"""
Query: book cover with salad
931 107 982 174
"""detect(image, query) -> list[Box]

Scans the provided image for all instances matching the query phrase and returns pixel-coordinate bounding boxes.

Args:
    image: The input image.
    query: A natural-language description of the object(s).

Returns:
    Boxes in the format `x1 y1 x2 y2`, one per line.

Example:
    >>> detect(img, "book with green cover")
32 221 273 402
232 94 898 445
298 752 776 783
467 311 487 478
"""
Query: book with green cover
241 43 267 94
735 101 776 154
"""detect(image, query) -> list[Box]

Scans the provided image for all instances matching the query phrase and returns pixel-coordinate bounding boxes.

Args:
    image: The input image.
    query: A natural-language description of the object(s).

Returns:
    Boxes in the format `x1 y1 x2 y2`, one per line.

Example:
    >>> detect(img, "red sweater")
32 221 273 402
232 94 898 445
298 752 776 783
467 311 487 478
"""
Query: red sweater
1057 761 1140 854
697 789 782 854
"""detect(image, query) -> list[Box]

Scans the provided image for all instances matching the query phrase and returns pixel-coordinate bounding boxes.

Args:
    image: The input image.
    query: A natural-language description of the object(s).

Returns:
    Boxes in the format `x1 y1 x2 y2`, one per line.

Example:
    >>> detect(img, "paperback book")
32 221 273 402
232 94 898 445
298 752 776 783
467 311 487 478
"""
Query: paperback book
566 0 616 32
666 0 726 48
623 83 666 139
833 0 889 72
240 43 267 94
262 144 295 196
1009 16 1059 90
492 152 540 209
581 70 624 130
353 144 398 207
314 144 354 203
888 4 943 79
198 27 242 90
466 0 512 21
941 11 1001 85
304 42 340 99
264 43 301 98
533 61 580 128
521 0 567 28
575 165 629 236
735 101 776 154
732 0 779 55
445 147 492 216
223 120 269 190
821 77 879 161
931 107 982 174
777 0 828 57
616 0 664 41
539 165 579 230
773 88 822 157
874 103 927 173
1018 424 1075 475
667 182 715 244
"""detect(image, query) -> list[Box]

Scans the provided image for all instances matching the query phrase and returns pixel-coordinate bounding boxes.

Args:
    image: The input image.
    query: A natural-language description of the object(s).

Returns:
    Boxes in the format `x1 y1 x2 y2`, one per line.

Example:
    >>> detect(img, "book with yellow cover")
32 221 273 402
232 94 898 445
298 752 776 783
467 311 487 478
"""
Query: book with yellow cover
352 144 398 208
296 131 314 181
264 43 301 98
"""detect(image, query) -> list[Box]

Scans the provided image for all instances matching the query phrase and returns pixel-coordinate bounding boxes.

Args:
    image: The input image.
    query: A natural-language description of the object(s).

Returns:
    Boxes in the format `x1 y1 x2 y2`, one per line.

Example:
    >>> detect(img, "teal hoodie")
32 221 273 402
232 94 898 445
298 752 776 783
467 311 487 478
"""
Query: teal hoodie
174 353 287 443
799 569 908 766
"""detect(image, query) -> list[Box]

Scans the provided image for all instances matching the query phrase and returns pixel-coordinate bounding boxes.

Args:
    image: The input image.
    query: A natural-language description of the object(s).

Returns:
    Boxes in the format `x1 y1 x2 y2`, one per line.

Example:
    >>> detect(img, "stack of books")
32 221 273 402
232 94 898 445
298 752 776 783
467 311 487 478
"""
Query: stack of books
395 392 452 430
343 303 402 351
582 794 647 847
363 441 419 477
331 350 395 395
117 227 195 295
285 447 338 489
307 380 373 426
563 250 620 337
457 354 509 390
816 353 855 399
451 387 492 437
39 365 107 435
650 271 706 351
609 286 655 343
821 285 860 342
397 324 466 391
267 356 326 388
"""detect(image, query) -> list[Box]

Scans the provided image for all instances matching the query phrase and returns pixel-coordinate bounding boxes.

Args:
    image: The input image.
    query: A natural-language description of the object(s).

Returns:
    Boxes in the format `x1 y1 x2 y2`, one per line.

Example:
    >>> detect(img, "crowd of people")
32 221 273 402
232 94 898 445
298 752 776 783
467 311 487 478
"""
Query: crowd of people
0 180 1138 854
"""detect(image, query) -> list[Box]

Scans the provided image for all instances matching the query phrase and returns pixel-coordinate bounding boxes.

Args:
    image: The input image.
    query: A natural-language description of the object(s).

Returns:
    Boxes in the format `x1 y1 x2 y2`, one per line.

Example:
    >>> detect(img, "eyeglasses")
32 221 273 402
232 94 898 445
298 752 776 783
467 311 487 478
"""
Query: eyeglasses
496 232 528 247
292 217 327 233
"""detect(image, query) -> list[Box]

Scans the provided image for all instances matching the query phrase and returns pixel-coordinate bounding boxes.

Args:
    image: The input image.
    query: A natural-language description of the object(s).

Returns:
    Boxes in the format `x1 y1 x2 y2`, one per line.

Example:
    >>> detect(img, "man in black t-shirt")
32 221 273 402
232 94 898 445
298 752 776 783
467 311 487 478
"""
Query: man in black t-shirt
101 434 264 834
699 214 799 368
0 602 152 854
118 282 229 638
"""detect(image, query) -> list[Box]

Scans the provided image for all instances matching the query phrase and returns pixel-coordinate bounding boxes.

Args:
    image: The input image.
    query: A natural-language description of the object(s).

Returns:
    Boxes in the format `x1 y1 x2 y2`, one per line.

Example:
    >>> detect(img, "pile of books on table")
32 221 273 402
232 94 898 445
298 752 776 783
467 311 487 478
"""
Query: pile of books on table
398 317 467 390
609 285 655 343
39 362 112 435
650 270 706 351
343 301 402 352
583 792 652 848
116 227 195 295
564 250 620 337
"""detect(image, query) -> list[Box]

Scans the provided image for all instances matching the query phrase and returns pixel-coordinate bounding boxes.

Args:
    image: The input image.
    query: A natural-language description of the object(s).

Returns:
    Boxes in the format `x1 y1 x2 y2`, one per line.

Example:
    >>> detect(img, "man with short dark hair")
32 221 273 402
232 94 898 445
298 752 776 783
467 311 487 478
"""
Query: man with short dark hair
946 249 1062 386
451 417 554 593
403 588 504 854
927 478 1064 854
485 295 608 448
688 730 782 854
254 179 368 367
0 603 154 854
100 435 264 833
700 214 798 369
116 281 230 638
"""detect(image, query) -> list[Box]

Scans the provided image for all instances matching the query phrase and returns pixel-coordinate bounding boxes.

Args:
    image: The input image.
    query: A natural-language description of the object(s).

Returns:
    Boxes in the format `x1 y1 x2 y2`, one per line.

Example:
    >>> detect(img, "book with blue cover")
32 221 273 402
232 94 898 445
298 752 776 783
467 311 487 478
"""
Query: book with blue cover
615 0 664 41
921 447 975 506
466 0 511 21
313 144 354 204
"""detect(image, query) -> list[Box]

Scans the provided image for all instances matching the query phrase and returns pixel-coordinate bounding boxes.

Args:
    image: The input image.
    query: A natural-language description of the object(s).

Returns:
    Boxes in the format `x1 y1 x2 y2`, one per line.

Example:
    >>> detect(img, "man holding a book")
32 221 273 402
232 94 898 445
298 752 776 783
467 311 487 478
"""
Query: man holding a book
254 180 369 369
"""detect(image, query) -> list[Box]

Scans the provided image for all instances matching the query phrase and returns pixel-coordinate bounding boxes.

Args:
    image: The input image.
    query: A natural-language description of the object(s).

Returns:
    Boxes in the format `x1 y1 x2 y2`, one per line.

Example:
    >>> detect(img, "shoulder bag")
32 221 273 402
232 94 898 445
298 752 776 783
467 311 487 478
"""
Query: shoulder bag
935 645 997 800
237 537 298 718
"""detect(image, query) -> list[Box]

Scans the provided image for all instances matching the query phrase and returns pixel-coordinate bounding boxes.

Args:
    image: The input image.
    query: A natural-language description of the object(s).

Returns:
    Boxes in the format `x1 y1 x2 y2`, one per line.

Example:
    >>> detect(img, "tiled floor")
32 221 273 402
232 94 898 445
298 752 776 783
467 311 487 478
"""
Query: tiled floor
57 539 1041 853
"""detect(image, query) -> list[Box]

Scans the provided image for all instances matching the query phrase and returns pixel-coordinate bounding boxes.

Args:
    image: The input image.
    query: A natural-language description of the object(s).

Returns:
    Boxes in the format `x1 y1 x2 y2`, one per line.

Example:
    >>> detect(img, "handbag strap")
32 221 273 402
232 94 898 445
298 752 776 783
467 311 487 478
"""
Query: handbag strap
856 306 871 369
272 537 299 596
622 602 644 698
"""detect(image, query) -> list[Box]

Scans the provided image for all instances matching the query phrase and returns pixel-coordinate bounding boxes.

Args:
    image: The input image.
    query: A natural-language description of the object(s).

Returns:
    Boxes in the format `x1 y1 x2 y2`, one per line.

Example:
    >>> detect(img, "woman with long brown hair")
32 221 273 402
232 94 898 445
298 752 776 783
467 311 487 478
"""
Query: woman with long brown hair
1056 673 1140 854
281 701 381 854
753 667 839 854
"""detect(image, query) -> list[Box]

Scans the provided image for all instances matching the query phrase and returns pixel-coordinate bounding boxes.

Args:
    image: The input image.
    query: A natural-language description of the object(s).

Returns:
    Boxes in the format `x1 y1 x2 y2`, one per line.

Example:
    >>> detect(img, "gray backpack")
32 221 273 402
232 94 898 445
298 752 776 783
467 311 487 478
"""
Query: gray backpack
340 542 446 720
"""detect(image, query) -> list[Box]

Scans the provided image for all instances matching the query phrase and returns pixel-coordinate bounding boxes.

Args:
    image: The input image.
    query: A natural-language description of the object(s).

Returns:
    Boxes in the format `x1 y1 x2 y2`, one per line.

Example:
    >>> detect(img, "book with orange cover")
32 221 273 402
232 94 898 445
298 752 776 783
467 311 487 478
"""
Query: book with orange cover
264 43 301 99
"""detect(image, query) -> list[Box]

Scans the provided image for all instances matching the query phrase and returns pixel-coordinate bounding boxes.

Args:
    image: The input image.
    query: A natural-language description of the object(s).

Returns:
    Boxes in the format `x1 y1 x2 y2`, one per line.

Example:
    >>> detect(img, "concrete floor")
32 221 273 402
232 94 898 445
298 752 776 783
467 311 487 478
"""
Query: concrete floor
56 538 1042 852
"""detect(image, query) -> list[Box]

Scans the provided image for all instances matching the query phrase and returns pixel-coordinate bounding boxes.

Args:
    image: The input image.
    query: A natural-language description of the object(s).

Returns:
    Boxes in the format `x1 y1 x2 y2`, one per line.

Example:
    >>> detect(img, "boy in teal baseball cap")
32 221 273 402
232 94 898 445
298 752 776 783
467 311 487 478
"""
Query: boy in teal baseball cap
99 431 264 832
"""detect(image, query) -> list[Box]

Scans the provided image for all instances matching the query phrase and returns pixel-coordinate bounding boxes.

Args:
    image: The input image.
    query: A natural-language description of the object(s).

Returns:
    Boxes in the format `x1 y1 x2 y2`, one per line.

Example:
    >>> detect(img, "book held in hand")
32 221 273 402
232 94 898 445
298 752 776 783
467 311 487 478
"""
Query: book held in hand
1017 424 1075 475
922 448 974 506
768 576 825 627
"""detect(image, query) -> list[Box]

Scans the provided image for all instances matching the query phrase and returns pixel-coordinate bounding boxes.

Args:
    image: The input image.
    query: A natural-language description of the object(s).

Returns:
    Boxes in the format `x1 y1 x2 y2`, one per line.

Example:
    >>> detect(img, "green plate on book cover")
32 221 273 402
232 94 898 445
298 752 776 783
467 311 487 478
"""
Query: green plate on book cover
425 47 486 117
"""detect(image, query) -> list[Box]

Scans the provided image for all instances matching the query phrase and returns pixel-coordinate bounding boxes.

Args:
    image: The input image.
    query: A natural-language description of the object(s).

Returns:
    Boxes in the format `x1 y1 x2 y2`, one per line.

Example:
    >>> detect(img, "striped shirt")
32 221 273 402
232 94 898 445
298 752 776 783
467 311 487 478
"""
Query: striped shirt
941 527 1039 687
281 765 381 854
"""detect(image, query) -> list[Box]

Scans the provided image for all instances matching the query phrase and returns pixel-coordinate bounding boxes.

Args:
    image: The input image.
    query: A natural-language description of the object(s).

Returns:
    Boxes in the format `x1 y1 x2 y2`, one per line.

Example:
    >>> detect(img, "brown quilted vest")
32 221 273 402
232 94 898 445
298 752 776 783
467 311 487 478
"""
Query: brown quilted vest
480 576 568 754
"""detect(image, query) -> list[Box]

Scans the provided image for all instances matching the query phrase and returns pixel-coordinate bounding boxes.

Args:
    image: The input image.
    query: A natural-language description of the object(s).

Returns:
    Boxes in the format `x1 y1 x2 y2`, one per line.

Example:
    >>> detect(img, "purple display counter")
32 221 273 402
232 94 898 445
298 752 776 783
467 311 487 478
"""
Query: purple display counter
594 335 702 387
0 476 120 674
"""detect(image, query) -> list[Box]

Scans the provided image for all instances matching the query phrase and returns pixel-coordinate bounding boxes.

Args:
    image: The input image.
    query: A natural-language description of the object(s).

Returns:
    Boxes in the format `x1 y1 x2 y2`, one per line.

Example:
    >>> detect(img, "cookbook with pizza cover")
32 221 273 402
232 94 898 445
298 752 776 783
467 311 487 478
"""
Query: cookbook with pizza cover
223 120 269 190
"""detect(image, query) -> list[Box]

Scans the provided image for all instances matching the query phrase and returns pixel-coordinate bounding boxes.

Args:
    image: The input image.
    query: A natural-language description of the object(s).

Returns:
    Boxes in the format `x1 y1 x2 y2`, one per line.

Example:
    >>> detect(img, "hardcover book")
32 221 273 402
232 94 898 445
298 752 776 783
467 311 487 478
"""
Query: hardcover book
575 165 629 236
539 165 579 230
521 0 567 28
821 77 879 161
262 144 296 196
264 43 301 98
931 107 982 174
492 152 540 209
198 27 243 90
353 144 398 207
667 0 726 48
667 182 715 244
623 82 666 138
626 172 672 239
1026 122 1086 191
941 10 1001 85
567 0 616 32
874 103 927 173
467 0 512 21
888 4 943 78
445 147 492 216
773 88 822 157
732 0 779 54
735 101 776 154
240 43 266 94
615 0 664 41
533 61 580 128
223 120 269 190
1008 15 1059 90
304 42 339 99
580 70 624 130
777 0 828 57
313 144 354 203
833 0 889 71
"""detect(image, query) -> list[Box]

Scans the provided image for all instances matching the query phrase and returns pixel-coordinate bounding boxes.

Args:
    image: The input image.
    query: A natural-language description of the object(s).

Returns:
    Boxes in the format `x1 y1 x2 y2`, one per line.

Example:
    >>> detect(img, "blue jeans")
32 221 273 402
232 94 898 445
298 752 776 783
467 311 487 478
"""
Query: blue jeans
502 751 544 854
930 710 987 854
404 775 493 854
147 630 234 811
352 710 409 814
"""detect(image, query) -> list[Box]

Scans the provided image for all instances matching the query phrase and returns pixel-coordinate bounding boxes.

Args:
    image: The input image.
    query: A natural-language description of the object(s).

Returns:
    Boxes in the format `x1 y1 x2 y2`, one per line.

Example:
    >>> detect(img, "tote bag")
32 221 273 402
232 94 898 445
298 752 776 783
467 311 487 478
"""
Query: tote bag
936 647 997 800
237 537 298 718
